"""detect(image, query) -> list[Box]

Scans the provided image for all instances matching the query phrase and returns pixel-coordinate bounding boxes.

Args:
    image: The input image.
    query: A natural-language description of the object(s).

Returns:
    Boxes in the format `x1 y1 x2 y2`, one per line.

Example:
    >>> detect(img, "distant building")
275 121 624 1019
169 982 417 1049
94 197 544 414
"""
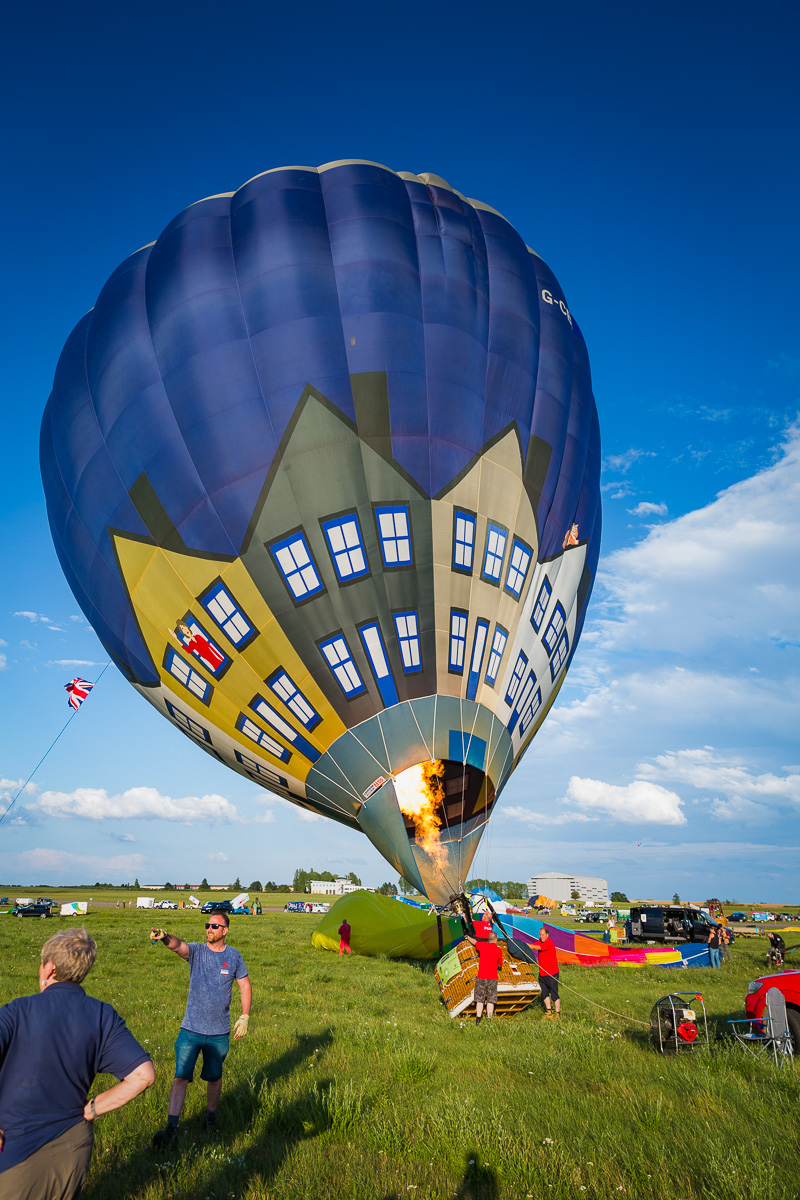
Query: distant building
309 878 361 896
527 872 608 906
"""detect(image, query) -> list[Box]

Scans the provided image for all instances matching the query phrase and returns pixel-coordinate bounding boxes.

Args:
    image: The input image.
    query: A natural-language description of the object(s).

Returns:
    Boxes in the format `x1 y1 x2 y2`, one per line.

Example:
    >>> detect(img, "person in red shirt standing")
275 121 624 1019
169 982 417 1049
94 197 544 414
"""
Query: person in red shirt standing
338 919 352 956
466 929 503 1024
529 925 561 1018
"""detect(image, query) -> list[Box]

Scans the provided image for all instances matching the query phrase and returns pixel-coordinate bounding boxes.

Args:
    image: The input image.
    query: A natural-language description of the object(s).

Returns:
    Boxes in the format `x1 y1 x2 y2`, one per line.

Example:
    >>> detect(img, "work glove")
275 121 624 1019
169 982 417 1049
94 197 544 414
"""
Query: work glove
150 928 168 943
232 1014 249 1040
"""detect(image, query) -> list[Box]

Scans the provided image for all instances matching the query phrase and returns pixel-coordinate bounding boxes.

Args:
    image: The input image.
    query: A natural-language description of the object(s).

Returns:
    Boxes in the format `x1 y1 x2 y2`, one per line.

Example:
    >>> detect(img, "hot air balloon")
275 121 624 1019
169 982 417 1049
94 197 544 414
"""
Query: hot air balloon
40 160 601 904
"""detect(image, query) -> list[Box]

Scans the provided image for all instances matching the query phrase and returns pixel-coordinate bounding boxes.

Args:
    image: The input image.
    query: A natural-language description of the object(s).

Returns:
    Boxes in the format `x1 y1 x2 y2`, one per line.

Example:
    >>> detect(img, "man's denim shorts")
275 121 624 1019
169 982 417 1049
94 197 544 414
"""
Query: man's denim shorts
174 1028 230 1082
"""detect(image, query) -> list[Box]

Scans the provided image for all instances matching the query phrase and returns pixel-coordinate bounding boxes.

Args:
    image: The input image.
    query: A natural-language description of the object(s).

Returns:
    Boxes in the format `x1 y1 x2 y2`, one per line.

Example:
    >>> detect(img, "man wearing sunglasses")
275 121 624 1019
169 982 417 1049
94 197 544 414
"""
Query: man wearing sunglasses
149 912 250 1147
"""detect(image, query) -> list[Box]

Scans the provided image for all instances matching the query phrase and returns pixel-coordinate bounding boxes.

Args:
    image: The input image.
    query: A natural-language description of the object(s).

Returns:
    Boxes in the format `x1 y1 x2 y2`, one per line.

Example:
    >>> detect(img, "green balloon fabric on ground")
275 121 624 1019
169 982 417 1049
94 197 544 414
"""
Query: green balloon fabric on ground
311 892 464 959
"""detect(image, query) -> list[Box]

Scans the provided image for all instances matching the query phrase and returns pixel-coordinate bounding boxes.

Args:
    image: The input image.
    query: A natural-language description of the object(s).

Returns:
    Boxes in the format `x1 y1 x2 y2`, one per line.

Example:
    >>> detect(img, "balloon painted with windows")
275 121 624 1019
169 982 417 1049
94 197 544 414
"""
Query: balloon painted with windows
41 161 601 904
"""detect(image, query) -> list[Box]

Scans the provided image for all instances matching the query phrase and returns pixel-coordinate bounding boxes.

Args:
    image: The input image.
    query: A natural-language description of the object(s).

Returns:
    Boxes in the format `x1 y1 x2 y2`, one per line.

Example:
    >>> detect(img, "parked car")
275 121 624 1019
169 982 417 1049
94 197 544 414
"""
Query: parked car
778 913 794 922
744 970 800 1052
12 903 52 918
200 900 234 915
629 905 716 943
155 899 179 909
0 898 9 905
728 912 748 922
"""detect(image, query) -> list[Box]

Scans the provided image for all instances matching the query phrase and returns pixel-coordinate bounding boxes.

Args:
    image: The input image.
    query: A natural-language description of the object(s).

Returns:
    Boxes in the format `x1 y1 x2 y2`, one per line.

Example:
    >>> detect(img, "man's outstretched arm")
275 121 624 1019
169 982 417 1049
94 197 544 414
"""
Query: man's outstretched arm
150 929 190 960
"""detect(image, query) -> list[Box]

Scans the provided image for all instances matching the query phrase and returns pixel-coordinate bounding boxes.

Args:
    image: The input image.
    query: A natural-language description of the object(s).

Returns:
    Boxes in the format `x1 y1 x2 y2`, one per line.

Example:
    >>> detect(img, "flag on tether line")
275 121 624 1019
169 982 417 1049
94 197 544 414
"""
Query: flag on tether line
64 677 94 710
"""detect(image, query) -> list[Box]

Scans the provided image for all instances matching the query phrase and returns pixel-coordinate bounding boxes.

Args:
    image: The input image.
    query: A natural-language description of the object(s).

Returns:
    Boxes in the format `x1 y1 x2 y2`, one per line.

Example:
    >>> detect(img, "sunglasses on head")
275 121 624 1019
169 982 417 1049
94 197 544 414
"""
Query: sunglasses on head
205 922 226 930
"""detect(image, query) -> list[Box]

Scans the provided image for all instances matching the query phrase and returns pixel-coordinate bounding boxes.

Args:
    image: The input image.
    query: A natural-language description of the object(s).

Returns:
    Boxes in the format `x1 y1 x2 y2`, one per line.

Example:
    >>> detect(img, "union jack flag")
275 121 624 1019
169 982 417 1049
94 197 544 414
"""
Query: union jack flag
65 677 94 710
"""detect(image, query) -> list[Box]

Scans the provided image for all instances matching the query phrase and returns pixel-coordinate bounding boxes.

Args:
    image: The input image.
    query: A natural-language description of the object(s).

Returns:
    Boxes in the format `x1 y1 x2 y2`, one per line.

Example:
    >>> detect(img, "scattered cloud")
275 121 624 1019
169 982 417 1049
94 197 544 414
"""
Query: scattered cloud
35 786 243 824
253 811 277 824
638 747 800 822
5 848 144 874
628 501 668 517
767 352 800 379
258 796 321 823
45 660 105 669
13 611 63 631
562 777 686 825
0 654 6 671
499 805 593 827
107 832 136 843
604 448 657 474
208 852 229 862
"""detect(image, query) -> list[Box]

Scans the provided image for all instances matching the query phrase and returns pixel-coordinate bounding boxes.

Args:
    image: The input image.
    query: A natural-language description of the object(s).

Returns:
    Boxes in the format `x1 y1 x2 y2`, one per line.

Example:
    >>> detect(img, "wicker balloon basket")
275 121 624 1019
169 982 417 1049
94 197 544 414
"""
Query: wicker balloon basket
435 939 541 1019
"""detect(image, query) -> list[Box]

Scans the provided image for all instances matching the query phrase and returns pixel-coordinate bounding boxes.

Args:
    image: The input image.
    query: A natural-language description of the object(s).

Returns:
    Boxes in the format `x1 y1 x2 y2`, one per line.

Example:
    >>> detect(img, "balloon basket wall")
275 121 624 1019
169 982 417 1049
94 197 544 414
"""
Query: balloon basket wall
434 940 541 1020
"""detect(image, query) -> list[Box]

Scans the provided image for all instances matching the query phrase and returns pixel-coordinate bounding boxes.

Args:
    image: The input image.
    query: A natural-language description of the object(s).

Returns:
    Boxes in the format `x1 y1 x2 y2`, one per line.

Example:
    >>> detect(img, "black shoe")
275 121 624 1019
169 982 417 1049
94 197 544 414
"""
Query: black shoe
202 1112 218 1132
475 1016 482 1026
151 1124 178 1149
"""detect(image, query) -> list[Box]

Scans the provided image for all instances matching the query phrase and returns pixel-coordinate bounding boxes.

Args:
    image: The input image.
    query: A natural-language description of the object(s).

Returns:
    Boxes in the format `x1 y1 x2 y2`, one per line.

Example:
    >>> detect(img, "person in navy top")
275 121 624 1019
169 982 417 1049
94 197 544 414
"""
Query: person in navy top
150 910 250 1147
0 927 154 1199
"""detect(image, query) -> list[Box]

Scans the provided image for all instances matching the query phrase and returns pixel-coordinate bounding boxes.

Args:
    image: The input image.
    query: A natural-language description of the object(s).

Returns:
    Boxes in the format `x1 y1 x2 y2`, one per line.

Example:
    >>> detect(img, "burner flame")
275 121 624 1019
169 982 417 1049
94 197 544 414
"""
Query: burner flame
393 760 447 867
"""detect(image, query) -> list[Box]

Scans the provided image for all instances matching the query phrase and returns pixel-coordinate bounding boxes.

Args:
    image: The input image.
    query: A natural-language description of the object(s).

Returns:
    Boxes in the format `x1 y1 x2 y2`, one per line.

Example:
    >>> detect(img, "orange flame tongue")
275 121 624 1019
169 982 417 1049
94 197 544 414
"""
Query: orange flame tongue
394 760 447 867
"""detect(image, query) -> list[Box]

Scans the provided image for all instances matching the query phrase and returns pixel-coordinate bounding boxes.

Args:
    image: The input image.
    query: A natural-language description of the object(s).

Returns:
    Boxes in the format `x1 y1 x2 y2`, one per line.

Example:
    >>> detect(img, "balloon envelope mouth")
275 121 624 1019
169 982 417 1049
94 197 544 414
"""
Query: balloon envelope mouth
396 760 495 843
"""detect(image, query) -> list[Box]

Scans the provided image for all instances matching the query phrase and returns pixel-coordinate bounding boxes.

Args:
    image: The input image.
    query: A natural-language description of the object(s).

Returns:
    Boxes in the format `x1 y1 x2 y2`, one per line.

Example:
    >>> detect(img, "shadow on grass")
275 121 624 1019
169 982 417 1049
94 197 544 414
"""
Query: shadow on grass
454 1150 499 1200
84 1028 335 1200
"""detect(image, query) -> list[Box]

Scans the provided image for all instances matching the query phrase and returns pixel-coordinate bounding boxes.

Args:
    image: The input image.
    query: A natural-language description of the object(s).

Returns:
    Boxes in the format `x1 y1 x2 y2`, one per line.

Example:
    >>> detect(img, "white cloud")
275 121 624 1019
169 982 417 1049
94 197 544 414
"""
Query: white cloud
499 805 593 827
36 786 243 824
604 448 657 473
13 611 63 631
563 777 686 825
45 660 104 668
254 811 277 824
208 852 229 862
628 501 668 517
636 747 800 823
258 796 321 823
0 655 6 671
0 778 37 804
595 422 800 656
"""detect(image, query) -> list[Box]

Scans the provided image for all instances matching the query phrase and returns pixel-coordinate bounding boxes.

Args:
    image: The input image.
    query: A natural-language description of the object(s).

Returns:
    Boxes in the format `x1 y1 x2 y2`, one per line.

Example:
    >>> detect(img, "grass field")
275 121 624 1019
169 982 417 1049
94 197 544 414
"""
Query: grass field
2 906 798 1199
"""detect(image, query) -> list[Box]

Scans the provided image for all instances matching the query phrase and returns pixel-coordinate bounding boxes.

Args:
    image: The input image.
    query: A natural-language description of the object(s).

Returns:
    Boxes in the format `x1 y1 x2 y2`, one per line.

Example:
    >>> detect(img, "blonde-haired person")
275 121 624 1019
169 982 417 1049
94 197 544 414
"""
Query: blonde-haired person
0 927 154 1199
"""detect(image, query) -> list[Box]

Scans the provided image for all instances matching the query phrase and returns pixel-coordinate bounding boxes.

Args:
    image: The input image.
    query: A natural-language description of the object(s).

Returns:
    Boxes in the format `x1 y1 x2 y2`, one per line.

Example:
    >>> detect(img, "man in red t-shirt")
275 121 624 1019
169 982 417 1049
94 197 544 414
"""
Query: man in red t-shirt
529 926 561 1017
337 919 352 957
466 929 503 1023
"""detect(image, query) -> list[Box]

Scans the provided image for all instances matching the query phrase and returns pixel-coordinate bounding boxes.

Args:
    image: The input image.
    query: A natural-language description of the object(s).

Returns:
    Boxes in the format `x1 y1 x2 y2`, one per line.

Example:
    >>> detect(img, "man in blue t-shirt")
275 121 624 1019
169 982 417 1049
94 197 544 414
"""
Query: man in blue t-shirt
0 927 154 1197
150 911 250 1146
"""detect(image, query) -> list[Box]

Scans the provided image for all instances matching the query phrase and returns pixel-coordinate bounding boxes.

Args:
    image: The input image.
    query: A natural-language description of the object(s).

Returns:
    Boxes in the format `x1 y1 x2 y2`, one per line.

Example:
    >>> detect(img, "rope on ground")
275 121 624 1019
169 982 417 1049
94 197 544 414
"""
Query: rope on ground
553 976 653 1027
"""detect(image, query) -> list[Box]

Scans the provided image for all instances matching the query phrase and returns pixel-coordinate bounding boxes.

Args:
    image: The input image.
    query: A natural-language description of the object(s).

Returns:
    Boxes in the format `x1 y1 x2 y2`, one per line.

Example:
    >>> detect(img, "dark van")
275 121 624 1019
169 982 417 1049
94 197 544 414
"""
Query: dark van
629 905 715 943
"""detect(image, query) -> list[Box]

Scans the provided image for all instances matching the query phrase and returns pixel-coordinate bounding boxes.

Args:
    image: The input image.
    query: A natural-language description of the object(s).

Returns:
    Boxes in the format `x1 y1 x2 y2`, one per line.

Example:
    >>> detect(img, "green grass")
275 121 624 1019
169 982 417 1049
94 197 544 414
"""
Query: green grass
2 910 797 1199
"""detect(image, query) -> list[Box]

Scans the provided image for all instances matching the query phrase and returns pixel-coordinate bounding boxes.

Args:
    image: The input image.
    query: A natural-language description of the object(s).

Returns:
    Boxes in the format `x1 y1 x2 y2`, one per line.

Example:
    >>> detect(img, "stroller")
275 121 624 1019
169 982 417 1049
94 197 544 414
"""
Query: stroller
766 932 786 969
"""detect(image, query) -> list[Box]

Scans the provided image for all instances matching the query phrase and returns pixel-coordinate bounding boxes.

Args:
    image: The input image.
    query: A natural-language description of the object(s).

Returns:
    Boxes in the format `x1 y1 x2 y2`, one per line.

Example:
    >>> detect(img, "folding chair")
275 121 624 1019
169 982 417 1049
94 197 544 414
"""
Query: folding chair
729 987 794 1068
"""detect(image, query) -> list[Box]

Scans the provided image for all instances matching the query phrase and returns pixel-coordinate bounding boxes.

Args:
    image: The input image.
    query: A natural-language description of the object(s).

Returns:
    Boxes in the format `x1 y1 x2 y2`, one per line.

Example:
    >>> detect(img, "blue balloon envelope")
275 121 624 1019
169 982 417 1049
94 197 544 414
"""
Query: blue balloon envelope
41 161 601 902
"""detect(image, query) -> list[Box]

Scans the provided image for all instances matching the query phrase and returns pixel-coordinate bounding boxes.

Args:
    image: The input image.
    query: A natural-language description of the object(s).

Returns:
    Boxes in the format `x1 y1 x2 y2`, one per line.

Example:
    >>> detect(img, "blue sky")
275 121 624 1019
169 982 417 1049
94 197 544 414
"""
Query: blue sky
1 2 798 899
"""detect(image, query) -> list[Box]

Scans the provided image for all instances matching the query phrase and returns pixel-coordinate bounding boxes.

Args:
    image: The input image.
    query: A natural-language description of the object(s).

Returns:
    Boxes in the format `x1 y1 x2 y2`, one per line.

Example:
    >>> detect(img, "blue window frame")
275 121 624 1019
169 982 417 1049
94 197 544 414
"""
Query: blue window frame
485 625 508 687
550 631 570 681
466 619 490 701
269 531 324 602
542 602 566 656
449 609 468 673
235 750 289 790
236 713 292 763
481 522 508 584
393 611 422 673
249 695 320 762
319 634 366 698
505 538 532 599
452 510 476 573
375 505 413 567
165 700 211 743
531 576 552 632
266 669 321 730
164 647 212 705
519 678 544 737
175 613 230 677
320 513 369 583
505 651 528 706
199 580 256 648
509 668 538 734
358 622 399 708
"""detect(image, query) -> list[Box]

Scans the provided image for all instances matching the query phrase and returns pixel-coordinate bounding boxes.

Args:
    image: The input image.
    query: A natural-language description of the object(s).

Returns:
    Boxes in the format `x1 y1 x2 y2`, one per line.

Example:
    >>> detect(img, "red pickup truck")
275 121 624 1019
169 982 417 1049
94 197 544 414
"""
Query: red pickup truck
745 970 800 1050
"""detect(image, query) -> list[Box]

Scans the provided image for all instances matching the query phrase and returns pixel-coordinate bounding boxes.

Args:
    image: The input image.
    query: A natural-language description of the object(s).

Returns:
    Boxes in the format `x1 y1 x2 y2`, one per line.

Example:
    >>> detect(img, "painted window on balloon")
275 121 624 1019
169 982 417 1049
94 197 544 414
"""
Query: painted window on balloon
484 625 508 687
249 695 320 762
530 576 552 632
319 634 366 698
509 668 539 734
266 669 321 730
374 505 413 567
165 700 211 743
449 609 468 673
481 522 508 584
452 510 476 573
466 618 490 701
504 538 532 599
321 512 369 583
236 713 292 763
234 750 289 790
393 611 422 673
505 651 528 707
199 580 256 648
519 681 544 737
358 621 399 708
164 647 213 705
269 531 325 602
550 631 570 681
542 602 566 657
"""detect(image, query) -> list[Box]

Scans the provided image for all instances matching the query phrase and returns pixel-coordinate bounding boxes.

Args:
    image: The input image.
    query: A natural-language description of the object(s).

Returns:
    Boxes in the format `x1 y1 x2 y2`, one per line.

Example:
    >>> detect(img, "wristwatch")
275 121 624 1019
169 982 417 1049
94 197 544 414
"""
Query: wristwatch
90 1099 98 1119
